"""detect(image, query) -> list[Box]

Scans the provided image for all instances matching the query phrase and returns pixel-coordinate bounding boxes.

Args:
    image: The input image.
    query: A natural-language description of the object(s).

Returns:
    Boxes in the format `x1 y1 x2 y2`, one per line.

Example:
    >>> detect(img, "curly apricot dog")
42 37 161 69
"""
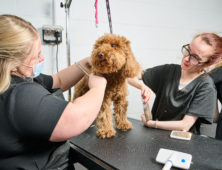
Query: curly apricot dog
74 33 141 138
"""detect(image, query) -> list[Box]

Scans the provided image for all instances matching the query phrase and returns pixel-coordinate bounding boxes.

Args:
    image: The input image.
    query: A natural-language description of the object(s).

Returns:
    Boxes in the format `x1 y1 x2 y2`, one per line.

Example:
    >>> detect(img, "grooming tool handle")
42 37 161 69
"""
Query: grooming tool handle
156 148 192 169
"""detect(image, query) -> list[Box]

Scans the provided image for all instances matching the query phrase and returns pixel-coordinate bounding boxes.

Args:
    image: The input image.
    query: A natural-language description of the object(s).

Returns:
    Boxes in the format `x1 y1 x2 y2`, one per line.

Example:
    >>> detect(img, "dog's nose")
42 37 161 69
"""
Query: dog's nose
98 53 104 59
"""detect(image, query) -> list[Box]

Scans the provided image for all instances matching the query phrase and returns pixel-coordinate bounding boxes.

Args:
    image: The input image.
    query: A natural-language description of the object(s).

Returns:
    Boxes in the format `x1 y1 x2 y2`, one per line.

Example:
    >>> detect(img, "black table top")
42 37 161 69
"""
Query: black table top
69 118 222 170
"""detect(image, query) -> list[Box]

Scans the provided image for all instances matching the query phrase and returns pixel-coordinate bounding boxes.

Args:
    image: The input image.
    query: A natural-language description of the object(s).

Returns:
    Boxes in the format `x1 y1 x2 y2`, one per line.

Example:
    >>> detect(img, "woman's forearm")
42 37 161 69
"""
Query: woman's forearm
142 114 198 132
52 57 90 91
50 79 106 142
73 86 106 125
127 77 143 89
147 120 188 131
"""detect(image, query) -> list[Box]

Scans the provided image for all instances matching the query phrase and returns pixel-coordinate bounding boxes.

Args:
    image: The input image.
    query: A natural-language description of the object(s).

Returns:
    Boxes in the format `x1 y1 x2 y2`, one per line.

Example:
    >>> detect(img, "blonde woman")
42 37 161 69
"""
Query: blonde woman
128 33 222 134
0 14 107 169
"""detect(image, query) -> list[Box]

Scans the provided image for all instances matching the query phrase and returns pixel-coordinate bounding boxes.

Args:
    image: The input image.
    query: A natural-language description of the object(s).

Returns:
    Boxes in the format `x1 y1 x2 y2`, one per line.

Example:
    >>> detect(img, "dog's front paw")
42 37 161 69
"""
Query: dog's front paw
116 120 132 131
97 129 116 138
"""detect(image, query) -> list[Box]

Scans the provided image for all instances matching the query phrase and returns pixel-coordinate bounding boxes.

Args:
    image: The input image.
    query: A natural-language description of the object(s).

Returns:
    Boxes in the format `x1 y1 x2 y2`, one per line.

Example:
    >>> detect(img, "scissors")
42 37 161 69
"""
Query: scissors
75 62 89 77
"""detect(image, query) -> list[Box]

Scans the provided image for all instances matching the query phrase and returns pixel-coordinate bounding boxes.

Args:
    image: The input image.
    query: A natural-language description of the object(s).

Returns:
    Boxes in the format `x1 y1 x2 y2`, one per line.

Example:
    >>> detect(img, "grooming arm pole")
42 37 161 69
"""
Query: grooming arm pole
66 7 71 101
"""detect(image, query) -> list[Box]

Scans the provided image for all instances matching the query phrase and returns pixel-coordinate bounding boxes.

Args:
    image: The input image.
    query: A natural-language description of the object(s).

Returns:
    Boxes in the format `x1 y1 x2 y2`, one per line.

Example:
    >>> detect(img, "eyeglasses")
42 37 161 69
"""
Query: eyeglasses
181 44 210 65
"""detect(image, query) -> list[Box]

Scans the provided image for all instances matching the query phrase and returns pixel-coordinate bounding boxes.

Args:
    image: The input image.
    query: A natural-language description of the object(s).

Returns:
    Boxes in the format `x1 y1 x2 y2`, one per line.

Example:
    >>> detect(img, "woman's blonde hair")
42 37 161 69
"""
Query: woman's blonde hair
0 14 38 94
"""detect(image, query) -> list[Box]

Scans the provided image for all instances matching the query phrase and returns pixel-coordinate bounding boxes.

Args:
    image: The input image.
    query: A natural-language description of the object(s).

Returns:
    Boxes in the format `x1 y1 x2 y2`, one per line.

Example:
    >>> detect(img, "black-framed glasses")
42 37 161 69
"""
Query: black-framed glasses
181 44 210 65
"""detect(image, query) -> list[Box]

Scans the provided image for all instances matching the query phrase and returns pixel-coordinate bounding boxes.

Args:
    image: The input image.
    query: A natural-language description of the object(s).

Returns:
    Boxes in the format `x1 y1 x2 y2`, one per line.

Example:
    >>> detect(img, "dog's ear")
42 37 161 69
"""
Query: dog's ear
93 33 111 49
93 37 104 49
122 38 141 78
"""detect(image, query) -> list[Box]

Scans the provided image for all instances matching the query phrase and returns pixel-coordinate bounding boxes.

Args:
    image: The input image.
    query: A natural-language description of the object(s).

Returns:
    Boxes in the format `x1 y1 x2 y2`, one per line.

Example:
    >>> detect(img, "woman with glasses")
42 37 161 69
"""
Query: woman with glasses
128 33 222 134
0 15 107 169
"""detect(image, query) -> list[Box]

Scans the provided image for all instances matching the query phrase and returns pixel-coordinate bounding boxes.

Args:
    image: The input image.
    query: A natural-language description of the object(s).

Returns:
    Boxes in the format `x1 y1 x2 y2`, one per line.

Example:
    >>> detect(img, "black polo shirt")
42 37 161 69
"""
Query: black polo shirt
142 64 216 134
209 66 222 139
0 74 69 169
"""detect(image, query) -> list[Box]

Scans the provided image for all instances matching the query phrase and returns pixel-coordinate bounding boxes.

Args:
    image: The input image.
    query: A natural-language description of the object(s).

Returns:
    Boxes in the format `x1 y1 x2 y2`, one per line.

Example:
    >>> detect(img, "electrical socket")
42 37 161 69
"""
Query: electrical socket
42 25 63 44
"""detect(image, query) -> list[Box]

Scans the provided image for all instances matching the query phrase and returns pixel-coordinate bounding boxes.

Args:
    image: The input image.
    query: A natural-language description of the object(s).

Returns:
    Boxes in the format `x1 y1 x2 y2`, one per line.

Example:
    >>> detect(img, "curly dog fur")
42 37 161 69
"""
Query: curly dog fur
74 33 141 138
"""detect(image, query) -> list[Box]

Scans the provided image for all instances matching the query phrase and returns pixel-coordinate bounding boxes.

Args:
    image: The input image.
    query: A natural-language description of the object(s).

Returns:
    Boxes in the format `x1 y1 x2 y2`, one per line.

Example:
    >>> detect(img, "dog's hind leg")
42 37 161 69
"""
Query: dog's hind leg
96 98 116 138
113 95 132 131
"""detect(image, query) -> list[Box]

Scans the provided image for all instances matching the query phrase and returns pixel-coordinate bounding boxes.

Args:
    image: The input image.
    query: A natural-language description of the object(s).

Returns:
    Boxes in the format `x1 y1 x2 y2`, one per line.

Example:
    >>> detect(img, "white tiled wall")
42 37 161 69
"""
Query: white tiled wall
1 0 222 119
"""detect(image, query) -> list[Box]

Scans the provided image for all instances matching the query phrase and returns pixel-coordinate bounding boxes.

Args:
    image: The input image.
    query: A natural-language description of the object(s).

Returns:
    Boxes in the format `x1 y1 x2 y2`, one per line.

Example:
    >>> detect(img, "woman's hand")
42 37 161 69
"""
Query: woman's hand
127 76 154 104
88 73 107 90
141 84 153 104
78 57 91 71
141 114 155 128
84 57 91 69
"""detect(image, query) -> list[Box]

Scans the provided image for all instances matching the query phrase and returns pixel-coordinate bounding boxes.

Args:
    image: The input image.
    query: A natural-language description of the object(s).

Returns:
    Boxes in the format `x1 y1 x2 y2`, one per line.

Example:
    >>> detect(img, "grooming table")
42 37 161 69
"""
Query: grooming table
69 118 222 170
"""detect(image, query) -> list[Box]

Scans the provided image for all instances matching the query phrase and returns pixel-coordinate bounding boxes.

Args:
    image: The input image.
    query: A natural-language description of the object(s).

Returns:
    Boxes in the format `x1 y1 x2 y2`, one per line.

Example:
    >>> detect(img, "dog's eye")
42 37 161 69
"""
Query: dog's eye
111 44 117 48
